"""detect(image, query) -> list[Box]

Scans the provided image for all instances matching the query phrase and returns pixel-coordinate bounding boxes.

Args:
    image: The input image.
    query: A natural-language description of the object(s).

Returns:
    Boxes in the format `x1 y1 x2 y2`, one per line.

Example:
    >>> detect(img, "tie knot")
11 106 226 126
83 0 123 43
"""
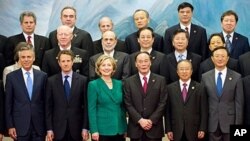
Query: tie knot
65 75 69 80
185 27 188 31
226 34 231 39
143 76 147 81
218 72 222 76
28 35 31 39
183 83 187 87
26 71 30 76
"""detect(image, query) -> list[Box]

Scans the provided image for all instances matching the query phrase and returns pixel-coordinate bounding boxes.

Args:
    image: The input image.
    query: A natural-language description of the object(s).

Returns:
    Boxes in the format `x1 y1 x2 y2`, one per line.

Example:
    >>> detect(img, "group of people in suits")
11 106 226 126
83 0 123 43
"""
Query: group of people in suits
0 1 250 141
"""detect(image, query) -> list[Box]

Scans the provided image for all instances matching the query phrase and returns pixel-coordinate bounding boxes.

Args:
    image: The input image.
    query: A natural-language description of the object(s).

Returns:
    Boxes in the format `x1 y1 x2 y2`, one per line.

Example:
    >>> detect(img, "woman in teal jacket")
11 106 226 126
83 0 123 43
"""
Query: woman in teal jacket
88 55 127 141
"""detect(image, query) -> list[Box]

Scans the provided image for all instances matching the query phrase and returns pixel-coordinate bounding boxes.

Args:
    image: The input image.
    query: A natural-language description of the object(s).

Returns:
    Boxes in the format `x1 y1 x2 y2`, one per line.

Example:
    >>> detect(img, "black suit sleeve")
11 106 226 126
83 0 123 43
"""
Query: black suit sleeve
0 80 4 134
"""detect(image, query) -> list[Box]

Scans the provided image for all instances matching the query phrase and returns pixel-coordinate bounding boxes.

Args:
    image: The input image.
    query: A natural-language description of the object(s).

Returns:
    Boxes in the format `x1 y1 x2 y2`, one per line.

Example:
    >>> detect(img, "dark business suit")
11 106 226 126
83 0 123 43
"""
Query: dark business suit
93 39 128 55
164 24 208 60
222 32 250 59
201 69 243 140
46 72 88 141
0 53 5 80
49 26 94 56
4 33 50 66
0 34 7 54
0 80 4 134
125 32 164 54
199 57 238 81
165 80 208 141
124 73 167 140
165 52 202 84
5 69 47 139
238 52 250 77
130 50 167 77
89 51 130 80
242 75 250 125
42 47 89 77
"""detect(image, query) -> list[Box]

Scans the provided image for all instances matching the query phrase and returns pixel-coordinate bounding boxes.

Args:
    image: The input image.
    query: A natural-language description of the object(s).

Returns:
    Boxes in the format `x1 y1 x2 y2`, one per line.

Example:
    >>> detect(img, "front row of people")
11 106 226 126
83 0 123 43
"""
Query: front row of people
0 46 246 141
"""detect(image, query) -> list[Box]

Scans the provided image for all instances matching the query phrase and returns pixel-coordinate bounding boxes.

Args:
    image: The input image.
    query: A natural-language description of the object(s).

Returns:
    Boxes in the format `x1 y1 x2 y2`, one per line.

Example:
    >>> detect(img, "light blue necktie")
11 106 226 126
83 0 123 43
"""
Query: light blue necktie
178 54 184 62
226 34 232 53
64 75 70 100
216 72 223 97
26 72 33 99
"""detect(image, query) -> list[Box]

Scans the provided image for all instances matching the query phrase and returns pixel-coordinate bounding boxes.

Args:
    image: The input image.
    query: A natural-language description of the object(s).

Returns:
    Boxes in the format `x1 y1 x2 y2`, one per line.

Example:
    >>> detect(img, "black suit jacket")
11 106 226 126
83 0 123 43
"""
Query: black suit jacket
0 80 4 134
238 52 250 77
46 72 88 140
199 57 238 81
164 24 208 60
222 32 250 59
125 32 164 54
124 73 167 139
165 52 202 84
42 47 89 77
243 75 250 125
4 33 50 67
93 39 128 55
5 69 47 136
165 80 208 141
0 35 7 54
89 51 130 80
49 26 94 56
130 50 167 77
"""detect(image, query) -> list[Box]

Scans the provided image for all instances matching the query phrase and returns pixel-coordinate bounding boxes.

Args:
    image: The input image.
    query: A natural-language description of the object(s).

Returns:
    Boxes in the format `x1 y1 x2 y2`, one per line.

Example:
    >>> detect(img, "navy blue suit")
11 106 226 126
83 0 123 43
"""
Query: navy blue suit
239 52 250 77
164 24 208 60
5 69 47 137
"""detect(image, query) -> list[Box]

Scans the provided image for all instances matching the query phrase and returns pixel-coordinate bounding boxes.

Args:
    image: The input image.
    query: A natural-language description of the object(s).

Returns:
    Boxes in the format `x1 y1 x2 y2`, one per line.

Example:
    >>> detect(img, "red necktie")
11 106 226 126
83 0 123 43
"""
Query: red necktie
182 83 188 102
27 35 32 45
143 76 148 93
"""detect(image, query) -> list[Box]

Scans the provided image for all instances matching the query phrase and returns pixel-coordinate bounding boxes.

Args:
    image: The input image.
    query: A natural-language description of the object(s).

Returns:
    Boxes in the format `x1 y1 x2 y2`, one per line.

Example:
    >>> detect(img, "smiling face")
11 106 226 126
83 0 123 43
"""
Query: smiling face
221 15 237 34
19 49 35 71
98 59 114 77
209 35 225 51
135 53 151 75
177 60 193 82
138 28 154 50
172 32 188 52
57 25 73 48
101 31 117 53
211 48 229 70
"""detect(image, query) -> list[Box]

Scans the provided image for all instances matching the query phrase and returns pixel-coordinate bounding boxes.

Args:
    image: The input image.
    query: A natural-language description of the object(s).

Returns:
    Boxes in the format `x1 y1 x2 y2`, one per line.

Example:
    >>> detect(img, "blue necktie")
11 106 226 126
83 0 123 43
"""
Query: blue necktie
26 72 33 99
64 75 70 100
226 34 232 52
216 72 223 97
178 54 184 62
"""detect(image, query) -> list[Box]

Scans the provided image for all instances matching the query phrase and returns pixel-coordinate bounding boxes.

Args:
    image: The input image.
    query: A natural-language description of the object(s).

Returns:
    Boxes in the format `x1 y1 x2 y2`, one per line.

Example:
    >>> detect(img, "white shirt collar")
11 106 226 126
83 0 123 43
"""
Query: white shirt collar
179 79 191 89
104 50 115 57
59 45 71 50
180 23 191 31
175 50 187 60
139 71 151 85
140 48 153 54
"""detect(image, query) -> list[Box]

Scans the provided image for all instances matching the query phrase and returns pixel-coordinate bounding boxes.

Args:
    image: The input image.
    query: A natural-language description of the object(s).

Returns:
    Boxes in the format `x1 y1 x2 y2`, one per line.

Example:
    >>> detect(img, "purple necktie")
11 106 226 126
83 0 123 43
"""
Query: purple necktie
143 76 148 93
182 83 188 102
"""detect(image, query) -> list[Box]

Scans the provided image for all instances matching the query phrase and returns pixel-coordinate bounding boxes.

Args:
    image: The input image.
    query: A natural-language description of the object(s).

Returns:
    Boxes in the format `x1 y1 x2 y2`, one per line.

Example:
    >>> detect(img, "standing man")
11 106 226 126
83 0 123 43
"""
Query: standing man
164 2 208 60
89 30 130 80
5 46 47 141
220 10 250 59
165 60 207 141
49 6 94 56
46 50 88 141
42 25 89 77
93 16 127 55
238 51 250 77
124 52 167 141
4 11 50 67
125 9 164 54
201 47 244 141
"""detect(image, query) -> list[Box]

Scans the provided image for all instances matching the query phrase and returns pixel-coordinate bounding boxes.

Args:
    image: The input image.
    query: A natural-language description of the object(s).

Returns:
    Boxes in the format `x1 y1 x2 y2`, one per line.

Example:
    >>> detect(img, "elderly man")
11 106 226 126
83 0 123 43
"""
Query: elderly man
89 30 130 80
42 25 89 77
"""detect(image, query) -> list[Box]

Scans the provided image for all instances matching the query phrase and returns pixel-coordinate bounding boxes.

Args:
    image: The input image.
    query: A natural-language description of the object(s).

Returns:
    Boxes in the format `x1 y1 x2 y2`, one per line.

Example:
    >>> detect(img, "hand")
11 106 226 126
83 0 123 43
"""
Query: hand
0 134 3 141
167 132 174 141
198 131 205 139
92 132 99 141
8 128 17 140
46 131 54 141
138 118 152 130
81 130 89 141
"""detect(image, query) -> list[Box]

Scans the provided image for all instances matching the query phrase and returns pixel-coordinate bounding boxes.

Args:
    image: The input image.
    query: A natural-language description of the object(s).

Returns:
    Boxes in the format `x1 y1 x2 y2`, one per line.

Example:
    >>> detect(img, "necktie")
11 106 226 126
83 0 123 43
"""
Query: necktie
226 34 232 52
27 35 32 45
182 83 188 102
26 72 33 99
178 54 184 62
64 75 70 99
185 27 189 33
143 76 148 93
216 72 223 97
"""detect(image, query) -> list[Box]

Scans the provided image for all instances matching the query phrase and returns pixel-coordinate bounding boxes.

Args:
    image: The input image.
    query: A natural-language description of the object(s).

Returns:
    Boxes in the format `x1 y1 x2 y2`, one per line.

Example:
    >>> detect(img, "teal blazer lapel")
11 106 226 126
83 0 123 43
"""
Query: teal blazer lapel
97 78 119 104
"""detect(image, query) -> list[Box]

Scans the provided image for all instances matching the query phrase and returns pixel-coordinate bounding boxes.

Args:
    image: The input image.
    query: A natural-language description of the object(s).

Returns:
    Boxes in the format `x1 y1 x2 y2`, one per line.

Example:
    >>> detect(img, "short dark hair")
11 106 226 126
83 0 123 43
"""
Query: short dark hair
14 42 33 61
57 50 75 61
137 27 154 38
135 51 152 62
208 33 225 44
172 28 189 41
19 11 37 24
61 6 77 17
211 46 229 56
133 9 149 18
178 2 194 11
221 10 238 23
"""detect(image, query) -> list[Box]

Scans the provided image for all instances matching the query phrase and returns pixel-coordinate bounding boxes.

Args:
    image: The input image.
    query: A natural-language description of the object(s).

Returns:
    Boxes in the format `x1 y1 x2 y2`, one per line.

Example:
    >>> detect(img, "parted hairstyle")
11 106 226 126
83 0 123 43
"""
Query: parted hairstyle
95 54 117 76
14 42 33 61
19 11 37 24
57 50 75 61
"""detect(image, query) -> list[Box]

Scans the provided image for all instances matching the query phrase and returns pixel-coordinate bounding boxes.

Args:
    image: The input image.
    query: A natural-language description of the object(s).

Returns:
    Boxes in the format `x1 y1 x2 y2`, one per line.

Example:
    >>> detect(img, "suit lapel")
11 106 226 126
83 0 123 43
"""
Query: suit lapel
232 33 239 53
209 70 220 99
97 78 119 103
173 81 183 103
221 69 233 97
72 27 79 43
169 53 178 67
134 74 145 95
68 72 77 103
185 80 196 103
146 73 156 95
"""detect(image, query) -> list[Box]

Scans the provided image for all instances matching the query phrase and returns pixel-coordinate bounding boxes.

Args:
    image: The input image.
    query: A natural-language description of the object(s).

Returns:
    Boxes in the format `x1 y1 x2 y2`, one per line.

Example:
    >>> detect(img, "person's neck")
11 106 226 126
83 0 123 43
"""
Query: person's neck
176 49 186 54
101 76 112 82
216 66 226 71
181 22 191 27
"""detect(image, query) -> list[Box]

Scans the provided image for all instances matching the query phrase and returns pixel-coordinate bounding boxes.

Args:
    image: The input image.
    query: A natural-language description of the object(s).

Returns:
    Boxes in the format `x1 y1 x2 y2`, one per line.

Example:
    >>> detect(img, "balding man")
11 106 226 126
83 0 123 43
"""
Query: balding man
93 16 127 55
90 30 130 80
42 25 89 77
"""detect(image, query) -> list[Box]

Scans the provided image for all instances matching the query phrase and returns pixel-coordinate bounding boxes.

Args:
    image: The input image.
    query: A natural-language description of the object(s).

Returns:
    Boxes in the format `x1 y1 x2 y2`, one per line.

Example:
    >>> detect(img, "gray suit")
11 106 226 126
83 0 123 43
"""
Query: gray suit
201 69 243 134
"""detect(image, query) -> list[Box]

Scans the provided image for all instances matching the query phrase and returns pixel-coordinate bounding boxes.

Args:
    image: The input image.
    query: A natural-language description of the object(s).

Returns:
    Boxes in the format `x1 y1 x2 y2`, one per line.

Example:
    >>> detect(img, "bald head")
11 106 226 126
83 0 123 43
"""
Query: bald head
57 25 73 48
99 16 113 33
